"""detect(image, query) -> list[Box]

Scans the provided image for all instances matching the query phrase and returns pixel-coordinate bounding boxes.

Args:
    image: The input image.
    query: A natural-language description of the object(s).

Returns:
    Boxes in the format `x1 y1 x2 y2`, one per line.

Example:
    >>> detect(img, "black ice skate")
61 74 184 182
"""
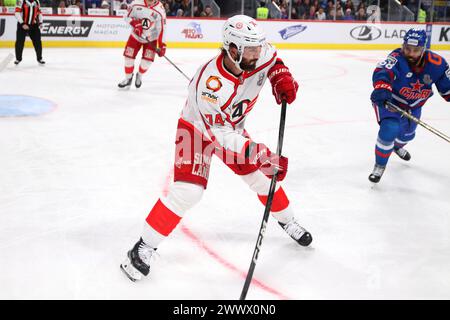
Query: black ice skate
368 164 386 183
14 59 21 65
118 74 134 89
135 73 142 88
394 147 411 161
278 219 313 247
120 237 156 282
37 59 45 65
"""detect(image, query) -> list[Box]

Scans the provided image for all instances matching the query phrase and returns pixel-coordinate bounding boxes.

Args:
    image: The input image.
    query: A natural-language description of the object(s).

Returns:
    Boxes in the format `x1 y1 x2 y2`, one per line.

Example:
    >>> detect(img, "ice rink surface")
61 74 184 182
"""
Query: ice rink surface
0 47 449 300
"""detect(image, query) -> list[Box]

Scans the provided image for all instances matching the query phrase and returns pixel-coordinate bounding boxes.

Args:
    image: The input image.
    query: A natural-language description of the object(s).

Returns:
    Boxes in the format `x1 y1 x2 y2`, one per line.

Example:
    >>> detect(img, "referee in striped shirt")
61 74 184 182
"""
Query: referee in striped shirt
14 0 45 65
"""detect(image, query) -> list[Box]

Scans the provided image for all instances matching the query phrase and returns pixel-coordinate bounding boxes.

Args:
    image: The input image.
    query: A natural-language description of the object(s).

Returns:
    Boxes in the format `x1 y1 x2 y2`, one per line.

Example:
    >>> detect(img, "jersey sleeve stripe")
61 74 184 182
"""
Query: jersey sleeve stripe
194 58 216 105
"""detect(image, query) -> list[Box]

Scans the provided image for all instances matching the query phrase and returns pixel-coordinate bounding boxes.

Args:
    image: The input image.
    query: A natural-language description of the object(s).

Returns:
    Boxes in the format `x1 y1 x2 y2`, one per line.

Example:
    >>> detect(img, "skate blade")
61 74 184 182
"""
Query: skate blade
370 181 380 189
369 175 381 188
120 257 142 282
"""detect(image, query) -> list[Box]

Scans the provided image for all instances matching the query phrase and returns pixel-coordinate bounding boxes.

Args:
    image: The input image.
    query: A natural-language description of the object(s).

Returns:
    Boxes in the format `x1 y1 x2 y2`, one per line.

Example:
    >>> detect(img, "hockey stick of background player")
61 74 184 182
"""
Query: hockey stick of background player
386 101 450 143
151 45 191 81
239 99 288 301
162 55 191 81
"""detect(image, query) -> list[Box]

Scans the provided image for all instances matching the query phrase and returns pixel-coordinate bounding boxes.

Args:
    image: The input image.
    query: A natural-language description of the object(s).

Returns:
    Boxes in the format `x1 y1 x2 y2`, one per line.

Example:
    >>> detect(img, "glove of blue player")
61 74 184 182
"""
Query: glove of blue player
370 81 392 109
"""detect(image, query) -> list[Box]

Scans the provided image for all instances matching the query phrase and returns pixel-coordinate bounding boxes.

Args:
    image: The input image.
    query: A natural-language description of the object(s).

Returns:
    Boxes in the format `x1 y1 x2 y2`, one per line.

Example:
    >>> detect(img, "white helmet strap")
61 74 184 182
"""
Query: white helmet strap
225 43 244 72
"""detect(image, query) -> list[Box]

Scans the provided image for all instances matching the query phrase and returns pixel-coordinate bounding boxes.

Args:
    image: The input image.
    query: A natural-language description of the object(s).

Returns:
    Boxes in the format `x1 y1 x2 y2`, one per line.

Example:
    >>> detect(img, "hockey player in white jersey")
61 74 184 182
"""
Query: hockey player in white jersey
118 0 166 89
120 15 313 282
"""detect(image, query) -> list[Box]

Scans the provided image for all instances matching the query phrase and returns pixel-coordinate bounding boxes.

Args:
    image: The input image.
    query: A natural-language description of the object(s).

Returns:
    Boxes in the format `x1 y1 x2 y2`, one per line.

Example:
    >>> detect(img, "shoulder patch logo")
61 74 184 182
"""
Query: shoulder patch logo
206 76 222 92
257 72 265 86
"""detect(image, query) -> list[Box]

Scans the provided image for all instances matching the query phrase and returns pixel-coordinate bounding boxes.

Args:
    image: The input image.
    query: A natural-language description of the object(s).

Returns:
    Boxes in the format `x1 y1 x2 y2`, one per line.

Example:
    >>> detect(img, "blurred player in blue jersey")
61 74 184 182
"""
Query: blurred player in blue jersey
369 28 450 183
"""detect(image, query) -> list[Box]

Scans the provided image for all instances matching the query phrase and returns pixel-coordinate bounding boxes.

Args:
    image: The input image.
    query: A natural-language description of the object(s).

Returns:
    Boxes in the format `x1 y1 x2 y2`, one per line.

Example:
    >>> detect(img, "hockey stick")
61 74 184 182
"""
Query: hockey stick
239 99 287 301
150 45 191 81
0 53 14 72
386 101 450 143
162 55 191 81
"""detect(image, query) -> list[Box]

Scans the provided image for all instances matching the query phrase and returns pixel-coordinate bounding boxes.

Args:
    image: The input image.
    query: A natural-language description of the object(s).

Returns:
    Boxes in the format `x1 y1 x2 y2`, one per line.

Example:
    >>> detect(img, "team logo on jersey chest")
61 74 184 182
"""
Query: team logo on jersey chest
410 80 424 91
231 99 253 122
141 18 155 30
399 80 432 100
206 76 222 92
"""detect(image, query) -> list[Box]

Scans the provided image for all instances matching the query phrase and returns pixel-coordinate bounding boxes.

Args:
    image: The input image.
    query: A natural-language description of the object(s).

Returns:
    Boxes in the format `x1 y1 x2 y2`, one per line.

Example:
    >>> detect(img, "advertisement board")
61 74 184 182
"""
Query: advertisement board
0 14 449 50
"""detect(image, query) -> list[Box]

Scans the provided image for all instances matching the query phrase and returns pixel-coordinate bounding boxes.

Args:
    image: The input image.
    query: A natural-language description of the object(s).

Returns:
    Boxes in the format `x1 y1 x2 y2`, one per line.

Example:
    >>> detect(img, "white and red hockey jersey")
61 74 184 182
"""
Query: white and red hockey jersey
125 0 166 44
181 44 278 156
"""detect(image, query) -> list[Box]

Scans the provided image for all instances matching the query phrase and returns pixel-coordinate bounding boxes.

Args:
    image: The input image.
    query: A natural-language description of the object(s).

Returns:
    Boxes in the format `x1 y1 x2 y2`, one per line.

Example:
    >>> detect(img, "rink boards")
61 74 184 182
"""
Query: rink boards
0 14 450 50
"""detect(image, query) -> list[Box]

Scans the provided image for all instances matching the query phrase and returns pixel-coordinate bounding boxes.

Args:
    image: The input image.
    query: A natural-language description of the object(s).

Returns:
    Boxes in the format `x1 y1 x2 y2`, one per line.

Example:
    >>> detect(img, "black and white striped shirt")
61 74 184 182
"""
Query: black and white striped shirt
15 0 43 26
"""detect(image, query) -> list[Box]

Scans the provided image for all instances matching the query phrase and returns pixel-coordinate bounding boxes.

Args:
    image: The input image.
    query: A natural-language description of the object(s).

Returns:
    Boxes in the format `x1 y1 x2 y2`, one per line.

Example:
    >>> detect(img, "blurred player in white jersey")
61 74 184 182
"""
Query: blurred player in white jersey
120 15 313 282
118 0 166 89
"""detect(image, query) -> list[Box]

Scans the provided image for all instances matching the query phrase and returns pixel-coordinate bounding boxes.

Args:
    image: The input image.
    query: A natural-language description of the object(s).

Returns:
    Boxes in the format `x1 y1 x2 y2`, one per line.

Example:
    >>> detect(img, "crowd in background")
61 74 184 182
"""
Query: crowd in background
0 0 445 22
270 0 370 21
160 0 214 17
0 0 214 17
267 0 440 22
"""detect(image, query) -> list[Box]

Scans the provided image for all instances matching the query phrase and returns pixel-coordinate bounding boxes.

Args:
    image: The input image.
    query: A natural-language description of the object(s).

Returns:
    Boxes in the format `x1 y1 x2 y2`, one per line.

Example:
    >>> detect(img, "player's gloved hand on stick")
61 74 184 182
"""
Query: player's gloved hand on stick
246 142 288 181
268 61 299 105
157 43 166 57
130 20 143 37
371 81 393 109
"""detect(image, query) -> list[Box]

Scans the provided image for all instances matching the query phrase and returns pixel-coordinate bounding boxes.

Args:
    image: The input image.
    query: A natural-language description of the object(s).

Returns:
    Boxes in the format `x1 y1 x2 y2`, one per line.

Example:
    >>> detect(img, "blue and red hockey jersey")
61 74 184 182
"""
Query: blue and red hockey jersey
372 48 450 109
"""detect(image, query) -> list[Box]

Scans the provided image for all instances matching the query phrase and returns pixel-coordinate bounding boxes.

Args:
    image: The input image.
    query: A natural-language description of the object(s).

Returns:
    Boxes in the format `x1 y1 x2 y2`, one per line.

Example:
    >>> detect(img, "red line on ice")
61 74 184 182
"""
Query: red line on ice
162 170 290 300
180 224 290 300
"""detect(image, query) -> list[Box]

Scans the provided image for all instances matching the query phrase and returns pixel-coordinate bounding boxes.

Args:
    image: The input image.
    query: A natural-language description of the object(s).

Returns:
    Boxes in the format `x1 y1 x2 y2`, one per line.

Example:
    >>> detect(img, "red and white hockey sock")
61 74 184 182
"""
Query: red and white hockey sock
240 171 294 224
258 186 294 224
138 59 153 75
142 198 182 248
124 57 135 79
141 182 204 248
